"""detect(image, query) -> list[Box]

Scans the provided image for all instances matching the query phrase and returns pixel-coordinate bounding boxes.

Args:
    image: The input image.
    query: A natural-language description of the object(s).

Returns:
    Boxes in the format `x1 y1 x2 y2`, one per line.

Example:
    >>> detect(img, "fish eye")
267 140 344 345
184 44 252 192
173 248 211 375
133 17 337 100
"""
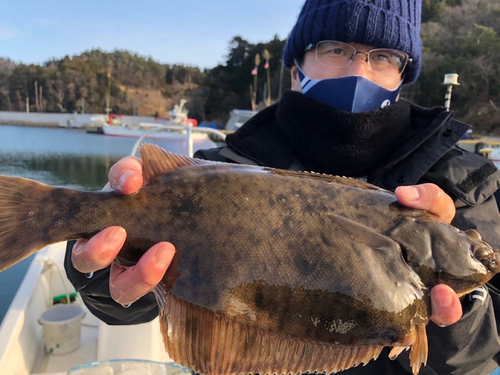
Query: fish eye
474 246 493 265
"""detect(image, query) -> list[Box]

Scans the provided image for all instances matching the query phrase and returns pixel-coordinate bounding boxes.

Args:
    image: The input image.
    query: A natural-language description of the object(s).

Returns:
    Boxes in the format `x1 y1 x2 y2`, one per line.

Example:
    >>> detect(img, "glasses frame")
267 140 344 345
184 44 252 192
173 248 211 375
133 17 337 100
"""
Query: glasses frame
306 41 413 76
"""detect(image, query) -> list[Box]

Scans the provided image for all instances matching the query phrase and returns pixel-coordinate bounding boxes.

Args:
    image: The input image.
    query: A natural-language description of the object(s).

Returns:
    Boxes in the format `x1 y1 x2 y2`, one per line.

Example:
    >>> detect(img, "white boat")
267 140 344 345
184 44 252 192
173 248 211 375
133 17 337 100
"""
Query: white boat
102 122 209 140
102 99 207 141
0 242 189 374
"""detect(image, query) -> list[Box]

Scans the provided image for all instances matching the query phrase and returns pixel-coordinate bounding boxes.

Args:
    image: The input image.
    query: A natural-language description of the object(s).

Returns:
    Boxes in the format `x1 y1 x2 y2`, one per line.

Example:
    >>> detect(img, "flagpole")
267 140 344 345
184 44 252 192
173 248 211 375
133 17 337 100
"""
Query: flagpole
278 58 284 99
262 50 272 107
251 53 261 111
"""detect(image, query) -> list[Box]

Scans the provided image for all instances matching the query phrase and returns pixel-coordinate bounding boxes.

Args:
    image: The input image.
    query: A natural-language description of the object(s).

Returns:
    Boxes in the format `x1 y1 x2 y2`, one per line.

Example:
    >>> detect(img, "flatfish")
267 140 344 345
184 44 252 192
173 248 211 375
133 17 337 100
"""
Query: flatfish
0 144 498 375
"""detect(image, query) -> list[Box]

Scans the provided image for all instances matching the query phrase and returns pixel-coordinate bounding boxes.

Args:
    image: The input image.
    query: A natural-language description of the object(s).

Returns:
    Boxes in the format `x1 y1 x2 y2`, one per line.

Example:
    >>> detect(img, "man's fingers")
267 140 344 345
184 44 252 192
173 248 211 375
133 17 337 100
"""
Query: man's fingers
395 183 456 224
109 242 175 306
430 284 462 327
71 227 126 273
108 156 144 195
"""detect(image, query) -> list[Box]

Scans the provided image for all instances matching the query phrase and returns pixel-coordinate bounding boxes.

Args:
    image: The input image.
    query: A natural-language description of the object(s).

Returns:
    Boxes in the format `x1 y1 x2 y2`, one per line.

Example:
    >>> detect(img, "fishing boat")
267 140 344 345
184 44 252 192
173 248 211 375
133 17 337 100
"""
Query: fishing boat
102 99 207 141
102 122 208 140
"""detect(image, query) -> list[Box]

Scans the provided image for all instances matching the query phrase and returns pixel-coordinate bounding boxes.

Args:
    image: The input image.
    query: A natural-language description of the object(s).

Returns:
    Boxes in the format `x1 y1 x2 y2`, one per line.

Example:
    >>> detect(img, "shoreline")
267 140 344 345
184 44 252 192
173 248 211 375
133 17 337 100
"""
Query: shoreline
0 121 61 128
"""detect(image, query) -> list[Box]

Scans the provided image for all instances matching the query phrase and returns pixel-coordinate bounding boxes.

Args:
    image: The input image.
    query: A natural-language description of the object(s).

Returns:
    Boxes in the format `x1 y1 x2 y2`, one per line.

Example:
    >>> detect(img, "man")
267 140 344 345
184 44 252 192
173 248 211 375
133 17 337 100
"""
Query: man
65 0 500 373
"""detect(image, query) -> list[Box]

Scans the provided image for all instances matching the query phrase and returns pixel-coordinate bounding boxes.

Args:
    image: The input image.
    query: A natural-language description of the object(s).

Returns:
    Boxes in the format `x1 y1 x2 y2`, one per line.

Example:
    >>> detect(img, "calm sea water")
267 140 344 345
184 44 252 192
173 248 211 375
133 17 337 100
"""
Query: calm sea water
0 125 217 324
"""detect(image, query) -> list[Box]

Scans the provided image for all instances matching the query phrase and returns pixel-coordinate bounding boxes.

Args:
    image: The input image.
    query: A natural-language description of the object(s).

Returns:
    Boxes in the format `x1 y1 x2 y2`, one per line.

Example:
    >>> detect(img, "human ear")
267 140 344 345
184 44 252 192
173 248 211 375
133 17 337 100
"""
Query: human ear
290 65 301 92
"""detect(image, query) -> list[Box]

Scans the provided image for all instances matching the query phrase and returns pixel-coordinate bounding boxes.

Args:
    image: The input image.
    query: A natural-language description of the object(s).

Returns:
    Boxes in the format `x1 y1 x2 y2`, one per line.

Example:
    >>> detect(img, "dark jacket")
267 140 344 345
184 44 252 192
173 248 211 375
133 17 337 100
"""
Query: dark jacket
65 100 500 375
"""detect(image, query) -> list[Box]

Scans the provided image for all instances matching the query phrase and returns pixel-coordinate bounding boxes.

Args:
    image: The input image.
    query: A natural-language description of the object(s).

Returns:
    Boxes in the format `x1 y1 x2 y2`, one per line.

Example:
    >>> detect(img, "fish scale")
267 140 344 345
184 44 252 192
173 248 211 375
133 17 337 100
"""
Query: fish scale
0 144 498 375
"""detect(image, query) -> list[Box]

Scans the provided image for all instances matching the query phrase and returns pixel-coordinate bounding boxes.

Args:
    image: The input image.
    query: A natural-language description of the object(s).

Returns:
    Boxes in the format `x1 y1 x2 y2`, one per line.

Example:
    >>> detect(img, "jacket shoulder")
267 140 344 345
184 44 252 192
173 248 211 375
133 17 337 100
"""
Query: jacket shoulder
425 145 500 206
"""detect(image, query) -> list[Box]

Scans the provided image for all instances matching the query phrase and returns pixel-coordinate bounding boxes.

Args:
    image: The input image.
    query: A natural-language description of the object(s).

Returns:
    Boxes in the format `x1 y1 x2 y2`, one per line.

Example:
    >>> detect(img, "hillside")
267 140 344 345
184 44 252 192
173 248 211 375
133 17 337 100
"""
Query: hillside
0 50 203 118
0 0 499 132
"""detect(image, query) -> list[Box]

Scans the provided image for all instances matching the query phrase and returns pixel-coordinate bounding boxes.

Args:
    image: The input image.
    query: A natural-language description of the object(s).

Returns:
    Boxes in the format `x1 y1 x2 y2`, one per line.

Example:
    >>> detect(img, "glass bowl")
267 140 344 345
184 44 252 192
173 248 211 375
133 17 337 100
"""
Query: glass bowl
67 359 192 375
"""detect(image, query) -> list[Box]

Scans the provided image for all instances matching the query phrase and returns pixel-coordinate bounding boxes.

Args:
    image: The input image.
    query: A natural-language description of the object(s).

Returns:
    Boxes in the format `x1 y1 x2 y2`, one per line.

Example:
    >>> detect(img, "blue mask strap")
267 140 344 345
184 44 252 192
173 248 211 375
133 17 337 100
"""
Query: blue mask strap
294 60 319 94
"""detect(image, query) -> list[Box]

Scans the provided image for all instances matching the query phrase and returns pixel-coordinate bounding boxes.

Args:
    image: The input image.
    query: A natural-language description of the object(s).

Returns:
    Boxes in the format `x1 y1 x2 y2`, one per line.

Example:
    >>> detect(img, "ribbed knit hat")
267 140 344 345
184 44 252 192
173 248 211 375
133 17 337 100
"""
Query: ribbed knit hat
283 0 422 84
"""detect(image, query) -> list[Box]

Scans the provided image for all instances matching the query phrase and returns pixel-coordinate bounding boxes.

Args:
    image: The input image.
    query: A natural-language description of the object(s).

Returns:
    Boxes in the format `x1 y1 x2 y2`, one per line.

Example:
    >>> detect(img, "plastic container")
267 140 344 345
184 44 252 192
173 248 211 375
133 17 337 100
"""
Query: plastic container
38 304 86 355
67 359 191 374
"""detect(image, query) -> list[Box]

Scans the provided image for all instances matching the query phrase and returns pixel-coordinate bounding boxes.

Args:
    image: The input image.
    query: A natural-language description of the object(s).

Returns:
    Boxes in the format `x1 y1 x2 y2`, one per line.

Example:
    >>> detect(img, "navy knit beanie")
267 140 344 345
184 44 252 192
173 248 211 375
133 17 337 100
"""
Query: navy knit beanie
283 0 422 84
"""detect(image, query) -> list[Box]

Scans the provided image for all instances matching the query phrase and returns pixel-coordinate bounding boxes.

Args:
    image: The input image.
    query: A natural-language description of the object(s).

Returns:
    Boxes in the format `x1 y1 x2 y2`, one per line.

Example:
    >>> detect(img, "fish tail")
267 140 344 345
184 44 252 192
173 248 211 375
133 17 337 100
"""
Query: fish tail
409 324 428 375
0 175 62 271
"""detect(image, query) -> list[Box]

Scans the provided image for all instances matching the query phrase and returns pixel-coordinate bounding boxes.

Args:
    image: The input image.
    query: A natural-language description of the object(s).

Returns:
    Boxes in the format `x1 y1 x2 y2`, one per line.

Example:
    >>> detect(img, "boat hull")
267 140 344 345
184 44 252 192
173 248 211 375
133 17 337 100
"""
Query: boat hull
102 124 208 140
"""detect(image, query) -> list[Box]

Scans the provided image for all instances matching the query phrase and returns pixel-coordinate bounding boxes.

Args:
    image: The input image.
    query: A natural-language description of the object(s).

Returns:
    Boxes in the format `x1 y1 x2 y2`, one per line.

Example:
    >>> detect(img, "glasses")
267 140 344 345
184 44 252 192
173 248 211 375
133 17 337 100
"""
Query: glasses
307 41 412 76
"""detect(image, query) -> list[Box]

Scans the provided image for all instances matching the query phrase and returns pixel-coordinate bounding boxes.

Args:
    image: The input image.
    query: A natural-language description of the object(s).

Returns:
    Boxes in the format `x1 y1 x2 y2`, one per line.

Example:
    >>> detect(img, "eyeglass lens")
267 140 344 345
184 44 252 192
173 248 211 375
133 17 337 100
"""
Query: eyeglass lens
315 41 408 75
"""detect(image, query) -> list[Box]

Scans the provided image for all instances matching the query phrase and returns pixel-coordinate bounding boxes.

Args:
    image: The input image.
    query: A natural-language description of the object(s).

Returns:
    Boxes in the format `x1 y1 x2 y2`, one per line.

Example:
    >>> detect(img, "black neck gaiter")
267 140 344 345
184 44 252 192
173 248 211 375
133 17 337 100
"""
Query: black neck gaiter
276 90 412 177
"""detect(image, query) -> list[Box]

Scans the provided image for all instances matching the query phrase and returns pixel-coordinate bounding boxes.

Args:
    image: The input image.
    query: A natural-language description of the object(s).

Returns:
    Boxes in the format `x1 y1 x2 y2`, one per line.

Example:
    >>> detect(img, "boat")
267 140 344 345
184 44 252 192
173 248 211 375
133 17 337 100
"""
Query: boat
101 122 208 140
83 115 108 134
102 100 206 141
0 242 189 374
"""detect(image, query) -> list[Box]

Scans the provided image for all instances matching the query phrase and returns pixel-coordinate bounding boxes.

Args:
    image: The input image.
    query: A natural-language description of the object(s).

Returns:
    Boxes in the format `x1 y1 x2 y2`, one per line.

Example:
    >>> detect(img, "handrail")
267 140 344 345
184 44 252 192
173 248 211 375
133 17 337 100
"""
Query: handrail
130 123 226 157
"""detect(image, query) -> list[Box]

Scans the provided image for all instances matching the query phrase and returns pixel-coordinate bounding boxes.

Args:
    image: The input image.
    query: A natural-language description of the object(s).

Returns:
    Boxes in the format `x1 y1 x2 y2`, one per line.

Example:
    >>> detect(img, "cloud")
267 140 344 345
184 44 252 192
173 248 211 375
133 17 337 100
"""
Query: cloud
0 26 20 41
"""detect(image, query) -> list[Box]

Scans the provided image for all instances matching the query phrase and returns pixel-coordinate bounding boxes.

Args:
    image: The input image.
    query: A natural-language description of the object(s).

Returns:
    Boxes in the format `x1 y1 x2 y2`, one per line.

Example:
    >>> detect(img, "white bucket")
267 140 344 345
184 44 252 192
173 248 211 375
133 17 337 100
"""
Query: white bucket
38 304 86 355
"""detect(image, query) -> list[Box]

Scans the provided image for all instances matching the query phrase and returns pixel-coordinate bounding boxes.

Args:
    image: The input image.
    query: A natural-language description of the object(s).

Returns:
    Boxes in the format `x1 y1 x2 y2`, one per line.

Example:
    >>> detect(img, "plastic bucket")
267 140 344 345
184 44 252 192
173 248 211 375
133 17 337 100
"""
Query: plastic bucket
38 304 86 355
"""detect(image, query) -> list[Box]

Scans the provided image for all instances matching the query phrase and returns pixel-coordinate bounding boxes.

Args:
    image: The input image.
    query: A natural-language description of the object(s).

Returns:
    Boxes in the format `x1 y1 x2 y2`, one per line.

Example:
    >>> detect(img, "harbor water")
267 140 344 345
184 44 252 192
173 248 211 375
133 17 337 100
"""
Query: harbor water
0 124 218 324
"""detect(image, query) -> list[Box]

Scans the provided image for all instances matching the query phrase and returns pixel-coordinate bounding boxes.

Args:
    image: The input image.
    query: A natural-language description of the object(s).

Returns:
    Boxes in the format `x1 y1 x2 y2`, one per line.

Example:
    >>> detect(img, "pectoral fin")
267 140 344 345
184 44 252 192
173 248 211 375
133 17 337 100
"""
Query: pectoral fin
326 213 399 255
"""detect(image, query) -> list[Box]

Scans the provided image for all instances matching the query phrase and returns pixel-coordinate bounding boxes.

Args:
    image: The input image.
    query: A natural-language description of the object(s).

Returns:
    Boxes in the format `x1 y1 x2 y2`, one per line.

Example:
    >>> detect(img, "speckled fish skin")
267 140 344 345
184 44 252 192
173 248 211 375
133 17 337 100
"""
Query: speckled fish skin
122 163 494 344
0 145 498 375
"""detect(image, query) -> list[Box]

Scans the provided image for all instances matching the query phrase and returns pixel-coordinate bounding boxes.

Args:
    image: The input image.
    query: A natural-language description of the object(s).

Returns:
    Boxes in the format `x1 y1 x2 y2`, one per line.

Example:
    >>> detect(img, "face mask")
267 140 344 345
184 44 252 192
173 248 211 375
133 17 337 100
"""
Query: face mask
296 63 402 113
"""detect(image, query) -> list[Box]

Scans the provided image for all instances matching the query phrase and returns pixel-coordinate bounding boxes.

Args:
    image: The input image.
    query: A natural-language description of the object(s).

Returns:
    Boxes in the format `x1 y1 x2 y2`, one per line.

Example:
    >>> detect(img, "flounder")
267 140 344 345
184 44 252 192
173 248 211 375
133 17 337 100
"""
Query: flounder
0 144 498 375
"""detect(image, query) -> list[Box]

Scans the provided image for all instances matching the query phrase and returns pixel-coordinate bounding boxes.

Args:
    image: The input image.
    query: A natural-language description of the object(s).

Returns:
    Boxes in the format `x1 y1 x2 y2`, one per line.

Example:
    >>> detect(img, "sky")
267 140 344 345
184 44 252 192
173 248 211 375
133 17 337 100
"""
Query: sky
0 0 306 69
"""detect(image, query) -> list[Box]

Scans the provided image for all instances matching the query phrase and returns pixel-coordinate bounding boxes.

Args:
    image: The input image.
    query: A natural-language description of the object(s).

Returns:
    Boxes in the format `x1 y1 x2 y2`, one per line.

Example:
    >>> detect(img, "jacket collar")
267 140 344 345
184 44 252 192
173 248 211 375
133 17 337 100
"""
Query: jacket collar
224 100 469 188
225 103 295 169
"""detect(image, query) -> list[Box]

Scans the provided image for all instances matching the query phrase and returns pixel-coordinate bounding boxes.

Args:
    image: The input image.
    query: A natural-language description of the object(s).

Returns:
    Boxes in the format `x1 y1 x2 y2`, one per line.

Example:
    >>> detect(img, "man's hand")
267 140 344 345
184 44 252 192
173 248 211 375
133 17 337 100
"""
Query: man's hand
71 156 175 306
395 183 462 326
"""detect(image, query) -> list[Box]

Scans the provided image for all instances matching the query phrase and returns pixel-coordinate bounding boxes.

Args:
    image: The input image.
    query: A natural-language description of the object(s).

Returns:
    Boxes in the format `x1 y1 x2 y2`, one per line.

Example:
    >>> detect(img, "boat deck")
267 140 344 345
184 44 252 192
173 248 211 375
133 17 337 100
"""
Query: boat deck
34 320 98 374
0 242 172 375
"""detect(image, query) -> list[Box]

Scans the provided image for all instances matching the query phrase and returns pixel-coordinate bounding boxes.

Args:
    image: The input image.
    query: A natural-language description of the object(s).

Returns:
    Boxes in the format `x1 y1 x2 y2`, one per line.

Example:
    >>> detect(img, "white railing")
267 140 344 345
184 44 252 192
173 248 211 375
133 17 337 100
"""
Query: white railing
130 123 226 158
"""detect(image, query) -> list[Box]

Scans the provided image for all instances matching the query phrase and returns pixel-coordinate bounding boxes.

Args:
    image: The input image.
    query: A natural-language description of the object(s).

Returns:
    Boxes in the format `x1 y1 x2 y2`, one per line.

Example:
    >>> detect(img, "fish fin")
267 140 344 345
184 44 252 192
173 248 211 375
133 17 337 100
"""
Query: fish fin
160 293 385 375
140 144 215 182
326 213 399 254
153 281 168 317
388 346 408 360
264 168 394 194
409 324 428 375
0 175 53 271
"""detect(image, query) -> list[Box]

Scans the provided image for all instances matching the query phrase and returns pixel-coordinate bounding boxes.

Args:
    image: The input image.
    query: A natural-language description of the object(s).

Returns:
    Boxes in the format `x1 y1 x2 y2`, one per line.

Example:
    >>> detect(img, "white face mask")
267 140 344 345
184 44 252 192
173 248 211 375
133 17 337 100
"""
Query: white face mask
295 63 402 113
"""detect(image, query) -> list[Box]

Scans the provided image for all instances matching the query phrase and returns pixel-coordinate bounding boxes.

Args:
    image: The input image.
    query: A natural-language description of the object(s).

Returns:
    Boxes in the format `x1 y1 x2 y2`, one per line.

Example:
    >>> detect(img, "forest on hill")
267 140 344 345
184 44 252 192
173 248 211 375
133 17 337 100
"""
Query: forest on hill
0 0 499 133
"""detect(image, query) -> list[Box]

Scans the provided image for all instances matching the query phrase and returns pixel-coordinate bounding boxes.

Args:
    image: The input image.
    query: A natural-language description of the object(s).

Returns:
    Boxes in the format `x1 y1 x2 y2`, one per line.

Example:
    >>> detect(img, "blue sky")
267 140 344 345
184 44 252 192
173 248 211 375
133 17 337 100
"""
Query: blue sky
0 0 305 69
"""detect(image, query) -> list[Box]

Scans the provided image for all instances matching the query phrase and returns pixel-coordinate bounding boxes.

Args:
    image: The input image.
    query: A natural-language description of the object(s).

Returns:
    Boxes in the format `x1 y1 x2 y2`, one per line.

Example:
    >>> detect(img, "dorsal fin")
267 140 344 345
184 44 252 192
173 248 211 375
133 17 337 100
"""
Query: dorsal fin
139 144 214 182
